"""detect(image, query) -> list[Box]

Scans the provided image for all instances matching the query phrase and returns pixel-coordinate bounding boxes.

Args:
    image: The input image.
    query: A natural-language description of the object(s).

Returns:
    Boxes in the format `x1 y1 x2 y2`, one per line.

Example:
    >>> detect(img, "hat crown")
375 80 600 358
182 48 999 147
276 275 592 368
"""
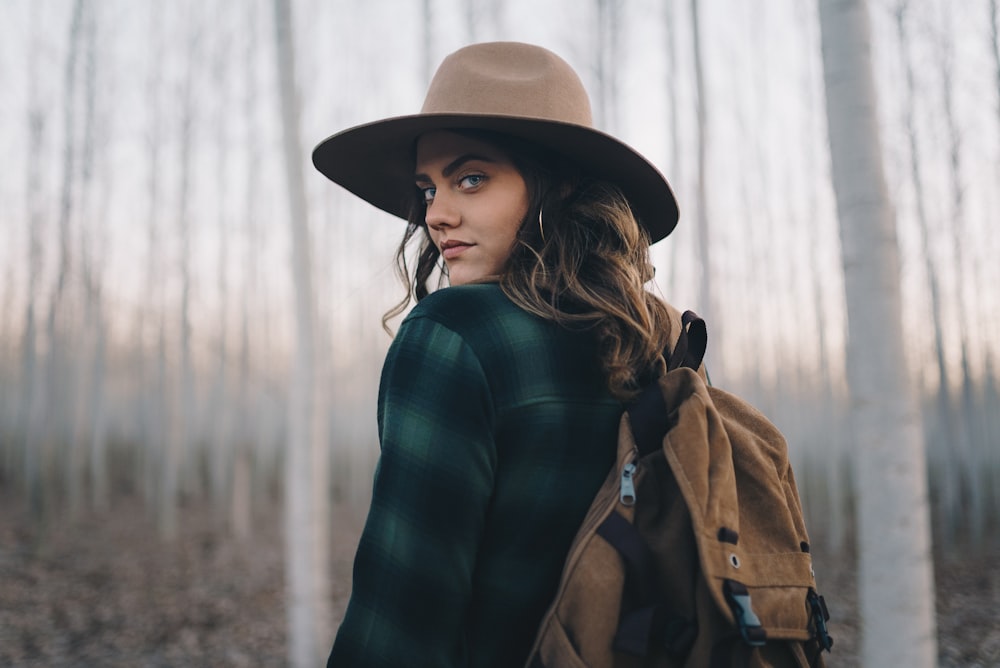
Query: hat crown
421 42 594 127
312 42 678 243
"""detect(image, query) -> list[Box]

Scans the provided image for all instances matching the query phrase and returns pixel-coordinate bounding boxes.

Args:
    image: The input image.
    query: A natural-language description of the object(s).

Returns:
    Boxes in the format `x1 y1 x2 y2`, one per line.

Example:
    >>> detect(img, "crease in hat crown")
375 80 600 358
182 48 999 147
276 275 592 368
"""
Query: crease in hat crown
311 41 680 243
420 42 593 126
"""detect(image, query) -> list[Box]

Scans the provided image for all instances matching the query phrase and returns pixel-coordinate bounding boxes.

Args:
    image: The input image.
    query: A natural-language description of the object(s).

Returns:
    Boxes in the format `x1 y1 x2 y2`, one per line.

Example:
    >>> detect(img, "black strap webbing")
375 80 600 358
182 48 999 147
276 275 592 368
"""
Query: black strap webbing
596 511 657 609
667 311 708 372
806 589 834 653
630 311 709 457
629 382 670 457
709 635 751 668
596 511 660 656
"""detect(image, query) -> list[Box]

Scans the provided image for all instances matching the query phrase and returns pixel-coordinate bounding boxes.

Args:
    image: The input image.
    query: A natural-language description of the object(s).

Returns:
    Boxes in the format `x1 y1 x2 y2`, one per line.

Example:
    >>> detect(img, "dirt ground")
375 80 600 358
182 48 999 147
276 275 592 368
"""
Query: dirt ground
1 490 997 667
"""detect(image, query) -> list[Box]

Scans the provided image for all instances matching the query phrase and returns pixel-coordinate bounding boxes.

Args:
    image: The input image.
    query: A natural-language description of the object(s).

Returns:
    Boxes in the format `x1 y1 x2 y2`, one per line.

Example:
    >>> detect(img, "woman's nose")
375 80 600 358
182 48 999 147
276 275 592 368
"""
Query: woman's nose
425 193 459 230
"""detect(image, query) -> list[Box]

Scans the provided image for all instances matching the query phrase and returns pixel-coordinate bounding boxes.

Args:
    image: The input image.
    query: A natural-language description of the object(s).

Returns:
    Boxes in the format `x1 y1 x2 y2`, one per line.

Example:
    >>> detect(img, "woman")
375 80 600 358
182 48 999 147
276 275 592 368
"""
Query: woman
313 42 682 668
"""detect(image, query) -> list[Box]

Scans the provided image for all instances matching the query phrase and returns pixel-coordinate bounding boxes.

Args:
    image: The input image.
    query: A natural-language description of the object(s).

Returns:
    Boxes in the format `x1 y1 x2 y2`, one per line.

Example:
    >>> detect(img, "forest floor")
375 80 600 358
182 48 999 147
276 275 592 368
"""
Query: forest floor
1 489 998 667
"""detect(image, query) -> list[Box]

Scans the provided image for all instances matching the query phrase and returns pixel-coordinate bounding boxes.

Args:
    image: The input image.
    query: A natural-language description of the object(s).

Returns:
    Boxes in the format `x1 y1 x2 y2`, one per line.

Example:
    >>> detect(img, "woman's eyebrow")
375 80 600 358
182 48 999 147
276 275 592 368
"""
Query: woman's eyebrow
414 153 497 182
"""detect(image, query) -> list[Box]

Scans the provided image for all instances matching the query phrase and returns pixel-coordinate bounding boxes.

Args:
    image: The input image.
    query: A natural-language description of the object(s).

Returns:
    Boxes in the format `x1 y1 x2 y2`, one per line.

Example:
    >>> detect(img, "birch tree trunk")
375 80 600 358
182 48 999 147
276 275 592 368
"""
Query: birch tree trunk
86 284 109 512
993 0 1000 133
210 13 233 520
21 0 47 518
594 0 623 132
1 261 14 468
894 0 964 542
231 0 261 542
78 3 109 513
137 0 164 511
690 0 716 368
937 0 982 544
273 0 331 664
988 0 1000 525
465 0 479 41
463 0 506 42
160 9 199 539
176 25 197 506
66 0 97 516
792 0 846 551
658 0 681 293
422 0 433 84
46 0 88 518
816 1 937 665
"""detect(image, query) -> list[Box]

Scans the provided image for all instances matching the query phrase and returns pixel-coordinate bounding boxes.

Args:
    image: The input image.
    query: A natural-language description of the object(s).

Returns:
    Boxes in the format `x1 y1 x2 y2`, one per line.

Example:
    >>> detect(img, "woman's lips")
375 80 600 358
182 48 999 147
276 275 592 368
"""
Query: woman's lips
441 242 473 260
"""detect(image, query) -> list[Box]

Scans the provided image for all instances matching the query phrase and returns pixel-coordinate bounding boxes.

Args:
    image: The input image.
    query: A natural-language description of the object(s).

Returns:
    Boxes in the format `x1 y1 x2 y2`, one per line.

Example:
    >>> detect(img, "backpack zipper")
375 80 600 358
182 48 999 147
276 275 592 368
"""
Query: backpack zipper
525 447 638 658
620 461 637 506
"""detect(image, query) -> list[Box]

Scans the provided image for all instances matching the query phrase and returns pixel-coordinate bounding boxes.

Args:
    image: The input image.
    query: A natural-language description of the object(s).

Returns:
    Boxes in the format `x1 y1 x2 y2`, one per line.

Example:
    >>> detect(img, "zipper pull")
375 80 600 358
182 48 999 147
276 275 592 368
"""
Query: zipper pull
620 462 637 506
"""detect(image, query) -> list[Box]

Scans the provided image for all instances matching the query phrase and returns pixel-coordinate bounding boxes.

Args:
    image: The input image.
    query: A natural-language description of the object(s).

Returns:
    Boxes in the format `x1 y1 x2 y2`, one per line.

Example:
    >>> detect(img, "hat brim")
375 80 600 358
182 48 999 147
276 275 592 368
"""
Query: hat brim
312 113 679 244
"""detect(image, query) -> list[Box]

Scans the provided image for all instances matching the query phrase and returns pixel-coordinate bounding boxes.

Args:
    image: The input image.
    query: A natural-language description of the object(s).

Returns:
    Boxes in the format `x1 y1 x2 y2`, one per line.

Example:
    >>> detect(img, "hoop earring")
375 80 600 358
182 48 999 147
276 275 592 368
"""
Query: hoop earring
538 207 546 244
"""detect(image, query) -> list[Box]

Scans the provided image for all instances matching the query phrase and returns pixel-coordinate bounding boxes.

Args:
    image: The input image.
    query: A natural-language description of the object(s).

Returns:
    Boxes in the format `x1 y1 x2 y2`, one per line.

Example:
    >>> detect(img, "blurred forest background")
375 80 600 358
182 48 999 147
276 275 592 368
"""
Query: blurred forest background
1 0 998 666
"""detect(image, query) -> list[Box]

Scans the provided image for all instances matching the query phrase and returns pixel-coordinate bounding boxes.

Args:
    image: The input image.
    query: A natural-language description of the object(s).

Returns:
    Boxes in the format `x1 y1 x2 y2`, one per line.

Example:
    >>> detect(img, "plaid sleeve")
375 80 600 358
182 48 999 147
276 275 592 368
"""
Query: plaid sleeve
328 314 496 668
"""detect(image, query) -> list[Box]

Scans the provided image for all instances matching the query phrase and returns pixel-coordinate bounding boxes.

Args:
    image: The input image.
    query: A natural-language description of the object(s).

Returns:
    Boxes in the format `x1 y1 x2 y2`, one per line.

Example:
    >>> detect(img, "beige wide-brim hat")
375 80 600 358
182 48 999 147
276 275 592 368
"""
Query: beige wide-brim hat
312 41 679 244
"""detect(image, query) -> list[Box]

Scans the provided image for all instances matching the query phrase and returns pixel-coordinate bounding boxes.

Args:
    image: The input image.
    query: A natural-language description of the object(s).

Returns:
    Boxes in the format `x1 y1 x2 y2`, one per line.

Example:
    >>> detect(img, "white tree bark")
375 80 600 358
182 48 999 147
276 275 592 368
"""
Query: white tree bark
20 0 47 518
894 0 964 540
273 0 331 664
987 0 1000 517
77 3 109 513
45 0 88 519
463 0 506 41
160 7 199 540
817 1 937 665
210 11 233 521
231 0 261 542
992 0 1000 133
86 287 109 512
422 0 433 84
594 0 623 133
176 24 197 506
791 0 847 551
137 0 164 512
66 0 94 515
690 0 716 368
465 0 479 41
936 0 982 544
658 0 681 293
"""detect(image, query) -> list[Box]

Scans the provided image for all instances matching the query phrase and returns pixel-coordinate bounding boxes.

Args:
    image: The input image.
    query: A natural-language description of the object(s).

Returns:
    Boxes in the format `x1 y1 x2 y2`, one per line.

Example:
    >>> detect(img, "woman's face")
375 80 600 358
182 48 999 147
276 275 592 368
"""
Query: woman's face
415 131 530 286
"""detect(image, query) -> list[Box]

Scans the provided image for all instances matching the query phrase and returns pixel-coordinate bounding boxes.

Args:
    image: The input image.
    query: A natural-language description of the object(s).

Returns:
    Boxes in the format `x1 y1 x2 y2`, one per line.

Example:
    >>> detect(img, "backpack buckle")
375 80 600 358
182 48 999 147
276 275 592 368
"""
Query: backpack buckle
723 580 767 647
807 589 834 652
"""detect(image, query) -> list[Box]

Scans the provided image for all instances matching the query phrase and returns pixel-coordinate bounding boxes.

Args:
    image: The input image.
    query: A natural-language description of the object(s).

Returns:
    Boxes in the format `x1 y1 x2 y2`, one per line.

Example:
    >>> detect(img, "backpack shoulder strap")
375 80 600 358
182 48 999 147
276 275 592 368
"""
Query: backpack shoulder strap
666 310 707 372
630 310 708 458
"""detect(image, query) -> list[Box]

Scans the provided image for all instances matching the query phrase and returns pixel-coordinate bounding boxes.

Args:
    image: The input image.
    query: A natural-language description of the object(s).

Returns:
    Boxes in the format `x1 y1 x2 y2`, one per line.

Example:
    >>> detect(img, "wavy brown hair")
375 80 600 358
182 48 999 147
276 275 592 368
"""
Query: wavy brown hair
383 130 674 401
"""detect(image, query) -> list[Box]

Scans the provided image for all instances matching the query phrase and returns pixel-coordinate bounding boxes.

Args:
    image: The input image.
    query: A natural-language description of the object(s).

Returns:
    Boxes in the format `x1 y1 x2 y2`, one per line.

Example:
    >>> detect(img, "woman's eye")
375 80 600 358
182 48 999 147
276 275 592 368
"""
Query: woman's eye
420 186 436 203
459 174 484 189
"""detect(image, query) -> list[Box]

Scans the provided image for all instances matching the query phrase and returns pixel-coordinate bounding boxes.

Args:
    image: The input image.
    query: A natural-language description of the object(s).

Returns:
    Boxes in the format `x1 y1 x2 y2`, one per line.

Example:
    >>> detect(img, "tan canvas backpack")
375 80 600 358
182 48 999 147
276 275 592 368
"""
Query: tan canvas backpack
525 311 833 668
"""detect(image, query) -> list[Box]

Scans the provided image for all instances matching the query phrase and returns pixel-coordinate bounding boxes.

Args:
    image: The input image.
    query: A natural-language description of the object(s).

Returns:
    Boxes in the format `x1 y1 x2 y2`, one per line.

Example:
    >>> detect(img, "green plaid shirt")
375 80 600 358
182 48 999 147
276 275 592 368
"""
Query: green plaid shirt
328 283 622 668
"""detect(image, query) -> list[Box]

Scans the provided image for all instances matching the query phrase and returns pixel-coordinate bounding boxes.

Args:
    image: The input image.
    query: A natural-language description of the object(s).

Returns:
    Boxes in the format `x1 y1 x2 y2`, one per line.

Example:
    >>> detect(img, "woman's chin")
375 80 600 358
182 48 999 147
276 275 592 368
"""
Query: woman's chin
446 266 476 287
446 261 504 287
